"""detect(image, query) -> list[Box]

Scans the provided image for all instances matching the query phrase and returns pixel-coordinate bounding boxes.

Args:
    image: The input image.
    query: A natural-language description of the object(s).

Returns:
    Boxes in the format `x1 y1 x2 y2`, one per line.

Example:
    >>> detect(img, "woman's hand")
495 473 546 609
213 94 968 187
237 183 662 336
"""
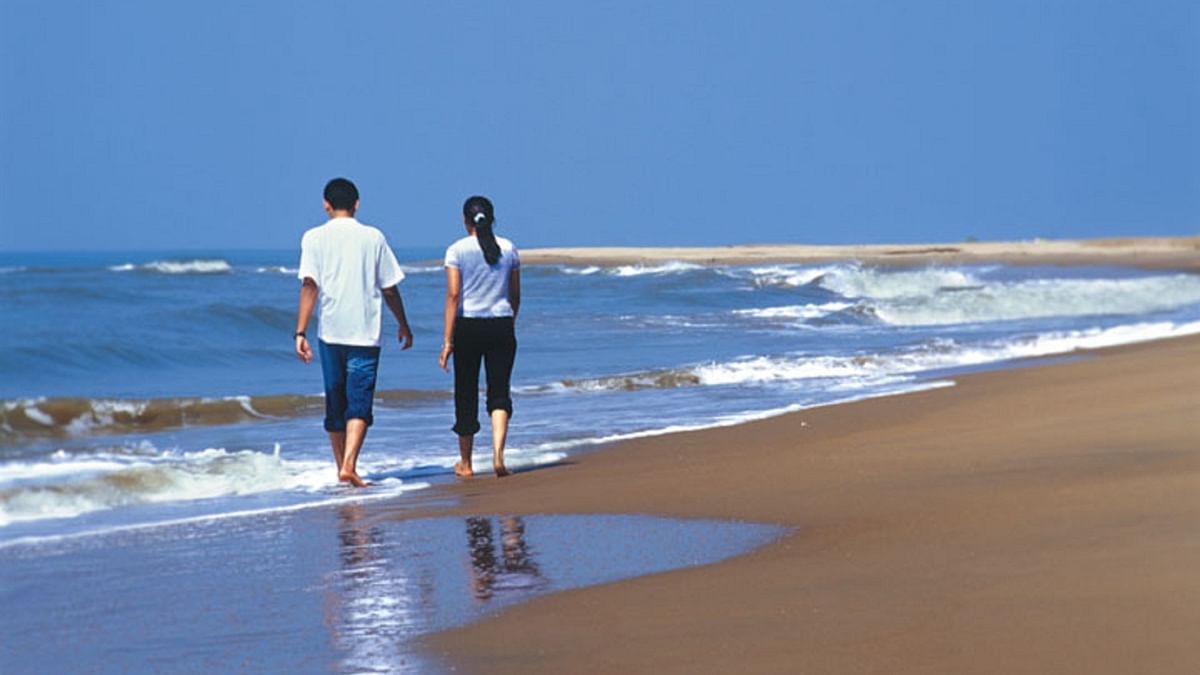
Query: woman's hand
438 342 453 372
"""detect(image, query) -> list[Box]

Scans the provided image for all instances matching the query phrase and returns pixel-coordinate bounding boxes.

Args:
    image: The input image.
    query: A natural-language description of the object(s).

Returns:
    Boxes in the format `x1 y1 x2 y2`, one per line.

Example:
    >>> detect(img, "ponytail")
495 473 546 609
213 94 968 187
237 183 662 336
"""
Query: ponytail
463 196 501 265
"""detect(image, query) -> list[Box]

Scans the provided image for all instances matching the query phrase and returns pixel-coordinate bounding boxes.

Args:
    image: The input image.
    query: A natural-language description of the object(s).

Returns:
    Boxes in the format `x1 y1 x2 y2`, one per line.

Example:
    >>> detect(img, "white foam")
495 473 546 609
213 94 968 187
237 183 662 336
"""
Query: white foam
20 406 54 427
0 459 133 484
256 265 299 274
0 445 400 527
225 395 274 419
732 302 854 320
146 259 232 274
399 264 443 274
819 265 983 299
729 265 835 288
547 319 1200 393
558 265 603 275
610 261 704 277
2 398 44 412
556 262 706 277
110 259 232 274
871 274 1200 326
0 435 570 532
0 481 432 551
736 264 1200 327
60 399 151 436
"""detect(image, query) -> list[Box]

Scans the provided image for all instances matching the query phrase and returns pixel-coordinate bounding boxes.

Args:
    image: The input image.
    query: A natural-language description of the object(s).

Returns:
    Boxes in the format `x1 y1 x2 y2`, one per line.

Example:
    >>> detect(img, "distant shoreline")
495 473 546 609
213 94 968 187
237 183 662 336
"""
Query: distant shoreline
522 235 1200 271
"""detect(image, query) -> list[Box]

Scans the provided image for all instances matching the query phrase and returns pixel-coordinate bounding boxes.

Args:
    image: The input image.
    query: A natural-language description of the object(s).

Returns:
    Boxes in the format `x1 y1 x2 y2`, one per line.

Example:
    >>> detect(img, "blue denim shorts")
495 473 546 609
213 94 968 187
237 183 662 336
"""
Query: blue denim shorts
318 340 381 432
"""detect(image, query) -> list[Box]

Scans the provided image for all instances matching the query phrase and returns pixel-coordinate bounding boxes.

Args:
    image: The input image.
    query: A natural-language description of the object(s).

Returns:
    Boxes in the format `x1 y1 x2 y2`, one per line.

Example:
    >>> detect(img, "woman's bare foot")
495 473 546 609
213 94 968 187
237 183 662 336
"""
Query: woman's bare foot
454 461 474 478
493 461 510 478
339 470 369 488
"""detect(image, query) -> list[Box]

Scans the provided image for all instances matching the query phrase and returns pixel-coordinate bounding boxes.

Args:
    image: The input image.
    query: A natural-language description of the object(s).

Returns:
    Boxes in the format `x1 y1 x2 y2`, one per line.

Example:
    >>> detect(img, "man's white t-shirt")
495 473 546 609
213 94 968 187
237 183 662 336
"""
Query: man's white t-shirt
298 217 405 347
444 235 519 317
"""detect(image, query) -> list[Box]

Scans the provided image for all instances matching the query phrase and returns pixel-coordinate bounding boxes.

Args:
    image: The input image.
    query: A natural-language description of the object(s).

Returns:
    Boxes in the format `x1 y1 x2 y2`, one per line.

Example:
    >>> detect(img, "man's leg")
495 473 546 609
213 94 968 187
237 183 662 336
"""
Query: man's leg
328 431 346 472
339 419 368 487
339 346 381 488
319 340 350 478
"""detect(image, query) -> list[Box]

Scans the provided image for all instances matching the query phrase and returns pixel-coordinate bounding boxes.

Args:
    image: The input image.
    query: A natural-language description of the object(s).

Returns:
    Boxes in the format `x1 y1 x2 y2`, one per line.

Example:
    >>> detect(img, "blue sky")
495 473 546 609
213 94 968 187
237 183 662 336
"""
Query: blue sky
1 1 1196 250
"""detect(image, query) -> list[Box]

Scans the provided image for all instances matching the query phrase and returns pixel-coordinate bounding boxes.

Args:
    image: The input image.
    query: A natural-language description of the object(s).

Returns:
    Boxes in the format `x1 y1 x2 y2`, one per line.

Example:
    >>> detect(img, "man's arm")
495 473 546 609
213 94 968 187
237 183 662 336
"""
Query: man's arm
382 285 413 350
295 278 318 363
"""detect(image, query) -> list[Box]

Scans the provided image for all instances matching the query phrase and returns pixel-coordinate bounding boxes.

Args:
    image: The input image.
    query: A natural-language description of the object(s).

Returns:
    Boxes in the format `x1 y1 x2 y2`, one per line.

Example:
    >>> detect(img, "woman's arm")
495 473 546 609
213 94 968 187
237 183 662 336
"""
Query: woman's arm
509 267 521 319
439 267 462 371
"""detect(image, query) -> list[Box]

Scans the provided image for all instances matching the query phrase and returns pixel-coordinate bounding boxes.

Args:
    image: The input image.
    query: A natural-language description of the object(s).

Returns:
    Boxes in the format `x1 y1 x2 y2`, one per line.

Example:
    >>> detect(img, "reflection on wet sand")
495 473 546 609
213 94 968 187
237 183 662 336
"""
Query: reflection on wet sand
466 516 548 601
318 512 778 673
326 512 548 673
327 504 430 674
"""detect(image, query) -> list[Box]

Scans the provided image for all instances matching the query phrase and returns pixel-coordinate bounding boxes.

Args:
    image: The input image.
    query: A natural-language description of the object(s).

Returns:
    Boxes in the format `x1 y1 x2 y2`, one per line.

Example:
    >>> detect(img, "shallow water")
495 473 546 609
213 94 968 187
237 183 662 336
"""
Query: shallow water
0 508 785 673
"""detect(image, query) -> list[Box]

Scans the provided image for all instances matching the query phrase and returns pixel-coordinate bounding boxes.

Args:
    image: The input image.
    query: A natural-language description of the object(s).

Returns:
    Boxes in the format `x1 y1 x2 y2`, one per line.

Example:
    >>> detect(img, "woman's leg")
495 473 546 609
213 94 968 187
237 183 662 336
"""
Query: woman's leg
482 319 517 476
453 320 484 476
490 409 510 477
456 434 474 477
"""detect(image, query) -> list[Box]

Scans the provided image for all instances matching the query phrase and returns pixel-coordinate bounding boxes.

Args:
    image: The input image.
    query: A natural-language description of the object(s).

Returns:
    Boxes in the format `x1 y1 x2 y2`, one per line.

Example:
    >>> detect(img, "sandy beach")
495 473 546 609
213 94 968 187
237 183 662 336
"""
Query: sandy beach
523 235 1200 271
419 333 1200 673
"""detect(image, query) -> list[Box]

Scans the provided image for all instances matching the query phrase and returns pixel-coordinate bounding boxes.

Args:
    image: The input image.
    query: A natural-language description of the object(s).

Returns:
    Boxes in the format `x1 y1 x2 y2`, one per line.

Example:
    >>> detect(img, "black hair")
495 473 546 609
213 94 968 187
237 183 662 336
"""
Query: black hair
463 195 500 265
324 178 359 212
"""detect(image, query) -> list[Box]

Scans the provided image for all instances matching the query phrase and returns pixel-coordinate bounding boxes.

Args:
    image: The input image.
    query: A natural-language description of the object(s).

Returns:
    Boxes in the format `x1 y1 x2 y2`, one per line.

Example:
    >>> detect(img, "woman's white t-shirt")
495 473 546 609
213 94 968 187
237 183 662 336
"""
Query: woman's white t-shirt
444 235 519 318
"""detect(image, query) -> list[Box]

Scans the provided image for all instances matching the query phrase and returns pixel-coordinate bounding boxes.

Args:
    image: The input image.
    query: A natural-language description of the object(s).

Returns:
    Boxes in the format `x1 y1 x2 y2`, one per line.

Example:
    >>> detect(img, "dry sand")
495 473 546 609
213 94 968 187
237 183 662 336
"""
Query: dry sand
418 334 1200 674
522 235 1200 271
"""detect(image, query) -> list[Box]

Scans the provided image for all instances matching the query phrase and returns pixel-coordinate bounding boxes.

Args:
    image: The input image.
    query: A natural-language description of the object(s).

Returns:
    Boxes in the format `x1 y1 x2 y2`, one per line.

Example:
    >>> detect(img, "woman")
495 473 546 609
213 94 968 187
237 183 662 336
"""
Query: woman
439 196 521 477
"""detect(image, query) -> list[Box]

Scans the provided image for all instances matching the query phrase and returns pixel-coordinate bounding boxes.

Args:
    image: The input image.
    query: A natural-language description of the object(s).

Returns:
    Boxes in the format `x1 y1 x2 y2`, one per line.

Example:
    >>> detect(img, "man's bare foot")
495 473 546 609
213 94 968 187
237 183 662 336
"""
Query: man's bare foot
339 470 369 488
454 461 474 478
493 462 510 478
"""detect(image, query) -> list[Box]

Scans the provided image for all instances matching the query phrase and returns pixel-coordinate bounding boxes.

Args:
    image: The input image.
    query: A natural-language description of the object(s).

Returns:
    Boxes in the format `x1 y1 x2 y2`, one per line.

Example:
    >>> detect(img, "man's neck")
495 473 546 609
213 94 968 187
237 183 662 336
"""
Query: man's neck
328 210 356 220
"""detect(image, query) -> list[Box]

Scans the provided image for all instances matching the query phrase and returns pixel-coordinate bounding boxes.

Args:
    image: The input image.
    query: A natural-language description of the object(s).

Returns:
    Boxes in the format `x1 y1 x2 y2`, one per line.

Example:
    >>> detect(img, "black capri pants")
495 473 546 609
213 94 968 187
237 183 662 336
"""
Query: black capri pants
452 317 517 436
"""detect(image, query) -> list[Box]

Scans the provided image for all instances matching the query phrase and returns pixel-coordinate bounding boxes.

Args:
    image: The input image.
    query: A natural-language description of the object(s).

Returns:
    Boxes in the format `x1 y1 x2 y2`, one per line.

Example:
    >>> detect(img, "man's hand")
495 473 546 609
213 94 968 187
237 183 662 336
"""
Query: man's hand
295 278 318 364
296 335 313 363
398 325 413 350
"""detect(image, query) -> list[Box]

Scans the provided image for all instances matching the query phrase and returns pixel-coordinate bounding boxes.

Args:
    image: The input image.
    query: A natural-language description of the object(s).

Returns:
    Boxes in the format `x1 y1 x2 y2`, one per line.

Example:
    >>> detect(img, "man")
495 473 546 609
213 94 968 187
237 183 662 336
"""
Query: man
294 177 413 487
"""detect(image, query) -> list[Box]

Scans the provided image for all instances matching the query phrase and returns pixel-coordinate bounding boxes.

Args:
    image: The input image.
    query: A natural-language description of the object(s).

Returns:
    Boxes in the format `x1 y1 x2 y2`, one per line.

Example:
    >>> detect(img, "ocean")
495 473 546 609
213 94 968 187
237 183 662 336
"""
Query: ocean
3 248 1200 547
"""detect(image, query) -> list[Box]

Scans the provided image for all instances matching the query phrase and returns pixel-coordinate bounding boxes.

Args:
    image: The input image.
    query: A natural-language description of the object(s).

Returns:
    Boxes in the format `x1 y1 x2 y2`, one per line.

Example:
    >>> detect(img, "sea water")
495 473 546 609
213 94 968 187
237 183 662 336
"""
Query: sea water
2 249 1200 545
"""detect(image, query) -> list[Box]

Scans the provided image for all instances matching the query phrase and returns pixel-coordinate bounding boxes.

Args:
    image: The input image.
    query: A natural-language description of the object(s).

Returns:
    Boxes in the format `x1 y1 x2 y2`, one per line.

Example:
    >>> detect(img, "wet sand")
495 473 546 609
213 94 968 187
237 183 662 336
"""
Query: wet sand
420 334 1200 674
523 235 1200 271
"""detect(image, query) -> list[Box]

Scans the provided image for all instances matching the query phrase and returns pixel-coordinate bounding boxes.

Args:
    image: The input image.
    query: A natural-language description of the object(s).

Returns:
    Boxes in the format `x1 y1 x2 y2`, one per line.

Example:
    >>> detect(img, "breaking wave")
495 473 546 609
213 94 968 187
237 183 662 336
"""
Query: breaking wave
109 259 233 274
869 274 1200 326
526 320 1200 393
0 439 565 532
0 442 438 530
557 261 705 277
725 264 1200 327
255 265 299 275
0 389 447 444
732 302 855 321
